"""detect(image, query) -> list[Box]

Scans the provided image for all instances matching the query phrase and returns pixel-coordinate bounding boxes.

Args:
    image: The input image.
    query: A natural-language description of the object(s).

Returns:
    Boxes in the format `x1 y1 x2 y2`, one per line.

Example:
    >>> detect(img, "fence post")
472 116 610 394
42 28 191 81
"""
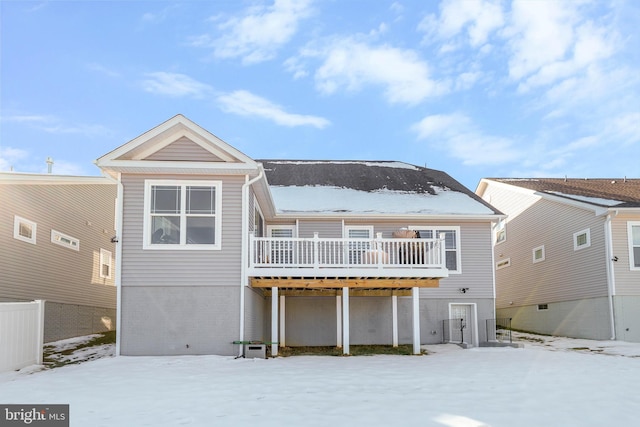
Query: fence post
313 232 319 268
35 300 45 365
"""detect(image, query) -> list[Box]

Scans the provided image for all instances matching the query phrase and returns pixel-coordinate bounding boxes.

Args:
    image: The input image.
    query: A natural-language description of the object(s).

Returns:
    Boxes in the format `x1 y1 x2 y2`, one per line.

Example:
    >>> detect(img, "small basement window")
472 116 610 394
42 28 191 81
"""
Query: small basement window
574 229 591 251
533 245 545 263
537 304 549 311
496 258 511 270
51 229 79 251
14 216 37 244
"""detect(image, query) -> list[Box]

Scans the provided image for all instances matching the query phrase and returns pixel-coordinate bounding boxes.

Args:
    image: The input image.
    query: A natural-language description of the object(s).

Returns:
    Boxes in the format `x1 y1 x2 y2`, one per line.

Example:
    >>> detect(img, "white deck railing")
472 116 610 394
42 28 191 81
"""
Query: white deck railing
249 232 446 273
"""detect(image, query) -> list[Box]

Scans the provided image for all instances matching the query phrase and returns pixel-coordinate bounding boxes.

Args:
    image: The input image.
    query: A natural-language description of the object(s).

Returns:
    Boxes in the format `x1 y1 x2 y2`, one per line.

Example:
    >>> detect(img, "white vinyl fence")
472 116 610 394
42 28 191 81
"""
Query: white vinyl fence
0 300 45 373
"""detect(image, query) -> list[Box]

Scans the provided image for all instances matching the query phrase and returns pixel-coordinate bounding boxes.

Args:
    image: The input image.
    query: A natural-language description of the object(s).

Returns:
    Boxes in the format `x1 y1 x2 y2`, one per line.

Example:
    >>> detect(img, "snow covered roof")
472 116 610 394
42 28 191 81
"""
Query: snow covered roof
491 178 640 208
259 160 500 216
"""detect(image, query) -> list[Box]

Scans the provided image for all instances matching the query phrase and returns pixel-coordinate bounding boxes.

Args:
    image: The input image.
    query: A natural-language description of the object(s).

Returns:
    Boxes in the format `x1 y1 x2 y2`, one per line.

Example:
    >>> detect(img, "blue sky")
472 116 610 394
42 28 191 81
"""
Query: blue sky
1 0 638 190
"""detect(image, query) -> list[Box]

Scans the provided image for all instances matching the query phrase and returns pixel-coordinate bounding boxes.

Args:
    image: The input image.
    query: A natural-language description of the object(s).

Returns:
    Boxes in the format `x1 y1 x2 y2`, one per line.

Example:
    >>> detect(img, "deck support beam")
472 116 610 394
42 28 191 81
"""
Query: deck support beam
342 287 350 355
279 295 285 348
271 287 278 356
336 295 342 348
412 287 420 355
392 295 398 347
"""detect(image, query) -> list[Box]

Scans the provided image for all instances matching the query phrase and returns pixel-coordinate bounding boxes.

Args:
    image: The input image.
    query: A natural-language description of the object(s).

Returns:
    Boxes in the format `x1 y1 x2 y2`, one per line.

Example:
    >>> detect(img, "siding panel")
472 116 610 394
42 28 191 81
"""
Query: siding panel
121 174 244 286
0 182 116 308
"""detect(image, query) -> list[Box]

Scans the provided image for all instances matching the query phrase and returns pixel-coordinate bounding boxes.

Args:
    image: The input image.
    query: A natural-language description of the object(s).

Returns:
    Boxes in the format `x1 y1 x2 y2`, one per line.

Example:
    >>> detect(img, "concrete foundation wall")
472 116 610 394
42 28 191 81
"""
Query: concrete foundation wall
120 286 239 356
497 297 612 340
44 301 116 343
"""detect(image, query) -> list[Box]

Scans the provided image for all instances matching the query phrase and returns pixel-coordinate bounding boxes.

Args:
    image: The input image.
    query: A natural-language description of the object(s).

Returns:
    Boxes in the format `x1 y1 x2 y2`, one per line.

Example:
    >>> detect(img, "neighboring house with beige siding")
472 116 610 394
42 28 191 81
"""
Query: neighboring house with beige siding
476 178 640 342
0 173 117 342
96 114 503 357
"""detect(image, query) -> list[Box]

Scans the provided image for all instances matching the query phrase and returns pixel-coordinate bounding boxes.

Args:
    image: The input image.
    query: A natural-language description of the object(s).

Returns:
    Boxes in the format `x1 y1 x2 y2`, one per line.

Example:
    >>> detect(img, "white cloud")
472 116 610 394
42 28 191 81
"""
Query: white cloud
0 146 29 171
217 90 330 129
1 114 110 137
419 0 504 48
86 62 120 78
194 0 314 64
504 0 618 92
141 72 213 98
301 38 447 105
412 113 521 166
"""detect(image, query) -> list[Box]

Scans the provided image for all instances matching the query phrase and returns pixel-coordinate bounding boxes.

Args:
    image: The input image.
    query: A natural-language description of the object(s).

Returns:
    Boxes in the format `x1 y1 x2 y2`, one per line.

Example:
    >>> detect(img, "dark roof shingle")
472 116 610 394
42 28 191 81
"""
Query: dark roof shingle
492 178 640 208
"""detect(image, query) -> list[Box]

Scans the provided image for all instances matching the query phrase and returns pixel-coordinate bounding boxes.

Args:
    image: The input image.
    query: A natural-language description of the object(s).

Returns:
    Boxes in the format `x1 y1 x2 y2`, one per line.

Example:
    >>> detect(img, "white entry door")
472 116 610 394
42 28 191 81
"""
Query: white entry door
449 304 474 345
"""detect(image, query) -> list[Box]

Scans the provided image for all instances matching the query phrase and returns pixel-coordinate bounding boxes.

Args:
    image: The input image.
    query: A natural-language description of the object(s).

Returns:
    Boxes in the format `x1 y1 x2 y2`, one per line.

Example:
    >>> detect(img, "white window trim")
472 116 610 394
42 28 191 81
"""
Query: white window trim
410 225 462 274
143 179 222 251
628 221 640 271
13 215 37 245
344 225 374 238
533 245 545 263
100 248 113 279
494 219 506 245
253 195 265 237
267 224 296 237
573 228 591 251
51 229 80 251
496 258 511 270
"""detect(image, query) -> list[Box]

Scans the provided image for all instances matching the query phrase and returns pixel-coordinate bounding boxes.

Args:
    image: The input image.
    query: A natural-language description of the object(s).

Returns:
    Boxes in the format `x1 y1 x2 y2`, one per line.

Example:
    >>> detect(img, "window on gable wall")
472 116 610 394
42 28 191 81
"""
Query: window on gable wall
533 245 545 263
100 248 112 279
13 216 37 244
629 222 640 270
144 180 222 250
495 219 506 244
573 228 591 251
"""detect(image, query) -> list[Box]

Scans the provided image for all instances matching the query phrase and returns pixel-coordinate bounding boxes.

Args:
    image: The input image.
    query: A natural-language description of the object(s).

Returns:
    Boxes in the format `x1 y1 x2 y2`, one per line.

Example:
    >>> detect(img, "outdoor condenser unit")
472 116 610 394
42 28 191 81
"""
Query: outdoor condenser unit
244 343 266 359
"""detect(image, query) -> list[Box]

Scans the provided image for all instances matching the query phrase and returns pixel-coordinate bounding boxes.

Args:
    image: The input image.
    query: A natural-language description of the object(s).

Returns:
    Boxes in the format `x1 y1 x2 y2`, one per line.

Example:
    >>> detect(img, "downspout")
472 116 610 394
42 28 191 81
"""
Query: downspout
239 165 264 355
604 212 617 340
102 172 124 356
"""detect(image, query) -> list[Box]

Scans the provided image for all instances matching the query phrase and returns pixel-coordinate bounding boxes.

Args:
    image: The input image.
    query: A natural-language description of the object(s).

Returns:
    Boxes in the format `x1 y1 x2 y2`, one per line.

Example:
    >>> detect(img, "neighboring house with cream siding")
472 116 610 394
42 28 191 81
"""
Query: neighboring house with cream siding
96 114 503 357
0 173 117 342
476 178 640 342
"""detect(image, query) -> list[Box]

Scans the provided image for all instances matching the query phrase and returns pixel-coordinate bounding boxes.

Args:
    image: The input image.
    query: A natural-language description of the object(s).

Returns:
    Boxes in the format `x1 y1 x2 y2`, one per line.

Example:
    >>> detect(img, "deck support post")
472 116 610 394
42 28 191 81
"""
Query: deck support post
336 295 342 348
271 287 278 356
342 287 350 355
412 287 420 355
279 295 286 348
392 295 398 347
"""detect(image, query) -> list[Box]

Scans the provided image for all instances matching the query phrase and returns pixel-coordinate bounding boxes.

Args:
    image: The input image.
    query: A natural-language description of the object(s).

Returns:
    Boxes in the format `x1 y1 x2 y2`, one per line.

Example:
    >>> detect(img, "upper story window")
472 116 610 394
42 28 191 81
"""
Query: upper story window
51 229 79 251
573 228 591 251
628 222 640 270
144 180 222 250
412 226 461 274
494 219 506 244
533 245 545 263
13 215 37 245
100 248 112 279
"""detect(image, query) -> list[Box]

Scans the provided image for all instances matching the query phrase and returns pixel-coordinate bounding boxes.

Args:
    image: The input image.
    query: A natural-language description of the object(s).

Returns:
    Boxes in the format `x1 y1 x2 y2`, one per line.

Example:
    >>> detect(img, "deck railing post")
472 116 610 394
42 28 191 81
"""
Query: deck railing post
313 232 319 269
376 232 383 268
439 233 447 269
249 232 255 267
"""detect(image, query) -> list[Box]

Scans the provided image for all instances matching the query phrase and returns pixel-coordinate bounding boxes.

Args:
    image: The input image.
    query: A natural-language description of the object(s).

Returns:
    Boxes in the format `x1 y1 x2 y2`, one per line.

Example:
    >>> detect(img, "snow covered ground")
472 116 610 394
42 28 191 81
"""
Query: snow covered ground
1 334 639 427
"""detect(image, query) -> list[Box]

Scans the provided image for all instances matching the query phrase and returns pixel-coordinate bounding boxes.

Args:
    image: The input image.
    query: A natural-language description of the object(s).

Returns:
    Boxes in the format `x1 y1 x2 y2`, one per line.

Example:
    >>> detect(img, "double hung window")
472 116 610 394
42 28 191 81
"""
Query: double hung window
412 226 461 273
145 180 221 250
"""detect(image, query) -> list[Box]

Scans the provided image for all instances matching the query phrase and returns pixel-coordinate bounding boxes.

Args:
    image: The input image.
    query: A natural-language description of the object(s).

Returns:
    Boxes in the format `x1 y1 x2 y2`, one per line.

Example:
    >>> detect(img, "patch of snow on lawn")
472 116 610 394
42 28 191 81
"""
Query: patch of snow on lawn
1 335 639 426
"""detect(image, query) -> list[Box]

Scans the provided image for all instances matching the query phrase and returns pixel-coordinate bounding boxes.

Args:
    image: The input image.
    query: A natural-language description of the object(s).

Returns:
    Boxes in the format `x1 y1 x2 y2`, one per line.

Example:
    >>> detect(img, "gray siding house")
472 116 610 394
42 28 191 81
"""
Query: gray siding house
0 173 117 342
476 178 640 342
96 115 503 357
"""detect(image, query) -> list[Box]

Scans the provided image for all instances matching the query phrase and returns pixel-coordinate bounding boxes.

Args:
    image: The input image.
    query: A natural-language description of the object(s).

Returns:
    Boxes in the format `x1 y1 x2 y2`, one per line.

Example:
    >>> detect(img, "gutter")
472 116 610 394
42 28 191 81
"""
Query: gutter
604 212 617 340
239 165 264 355
101 171 124 356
